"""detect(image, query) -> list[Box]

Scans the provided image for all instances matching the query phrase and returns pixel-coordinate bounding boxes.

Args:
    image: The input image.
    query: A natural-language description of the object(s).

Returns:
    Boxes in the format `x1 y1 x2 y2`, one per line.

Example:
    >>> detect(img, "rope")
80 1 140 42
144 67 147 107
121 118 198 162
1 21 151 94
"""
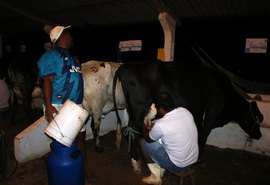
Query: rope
232 136 253 165
123 127 140 153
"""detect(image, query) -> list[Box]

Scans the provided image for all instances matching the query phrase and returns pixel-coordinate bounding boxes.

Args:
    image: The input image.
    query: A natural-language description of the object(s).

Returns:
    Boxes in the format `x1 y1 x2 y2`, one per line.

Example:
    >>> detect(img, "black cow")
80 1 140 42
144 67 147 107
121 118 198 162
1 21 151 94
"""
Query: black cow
113 60 263 173
7 57 41 124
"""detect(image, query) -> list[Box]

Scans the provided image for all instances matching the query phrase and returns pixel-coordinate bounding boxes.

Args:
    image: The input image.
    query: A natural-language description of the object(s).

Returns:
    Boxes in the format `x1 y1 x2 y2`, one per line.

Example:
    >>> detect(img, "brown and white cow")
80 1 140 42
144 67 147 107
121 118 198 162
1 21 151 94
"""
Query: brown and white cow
81 60 125 152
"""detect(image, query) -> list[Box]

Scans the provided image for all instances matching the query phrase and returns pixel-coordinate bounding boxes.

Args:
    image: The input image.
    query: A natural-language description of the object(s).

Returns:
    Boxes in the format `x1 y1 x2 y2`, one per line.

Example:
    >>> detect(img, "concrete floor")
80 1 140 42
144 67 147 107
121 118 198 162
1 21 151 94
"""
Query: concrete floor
1 108 270 185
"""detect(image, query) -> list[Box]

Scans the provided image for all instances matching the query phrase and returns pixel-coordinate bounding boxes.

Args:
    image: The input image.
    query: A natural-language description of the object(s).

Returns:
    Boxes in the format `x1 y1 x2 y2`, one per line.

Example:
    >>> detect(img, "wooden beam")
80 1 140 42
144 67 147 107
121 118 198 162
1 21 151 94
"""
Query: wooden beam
158 12 176 62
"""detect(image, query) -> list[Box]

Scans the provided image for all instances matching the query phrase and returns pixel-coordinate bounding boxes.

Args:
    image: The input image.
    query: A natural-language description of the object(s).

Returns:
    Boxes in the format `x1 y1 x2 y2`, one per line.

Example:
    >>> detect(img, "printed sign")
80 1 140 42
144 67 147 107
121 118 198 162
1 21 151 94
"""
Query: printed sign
245 38 267 53
119 40 142 52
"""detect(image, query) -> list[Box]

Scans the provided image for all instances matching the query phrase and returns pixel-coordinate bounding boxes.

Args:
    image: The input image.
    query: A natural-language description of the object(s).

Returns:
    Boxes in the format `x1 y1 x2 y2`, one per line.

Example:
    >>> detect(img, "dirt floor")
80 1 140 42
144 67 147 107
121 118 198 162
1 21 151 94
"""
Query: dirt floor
1 108 270 185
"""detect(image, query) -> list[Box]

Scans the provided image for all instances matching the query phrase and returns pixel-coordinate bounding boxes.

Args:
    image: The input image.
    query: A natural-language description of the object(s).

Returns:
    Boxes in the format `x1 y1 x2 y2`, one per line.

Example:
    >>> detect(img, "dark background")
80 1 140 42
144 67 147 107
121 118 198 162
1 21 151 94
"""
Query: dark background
1 18 270 83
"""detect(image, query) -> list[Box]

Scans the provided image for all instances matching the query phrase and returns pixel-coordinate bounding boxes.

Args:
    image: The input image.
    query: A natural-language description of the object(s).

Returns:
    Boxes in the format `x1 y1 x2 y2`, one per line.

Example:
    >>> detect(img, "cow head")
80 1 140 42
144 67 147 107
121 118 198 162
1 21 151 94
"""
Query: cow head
239 101 263 139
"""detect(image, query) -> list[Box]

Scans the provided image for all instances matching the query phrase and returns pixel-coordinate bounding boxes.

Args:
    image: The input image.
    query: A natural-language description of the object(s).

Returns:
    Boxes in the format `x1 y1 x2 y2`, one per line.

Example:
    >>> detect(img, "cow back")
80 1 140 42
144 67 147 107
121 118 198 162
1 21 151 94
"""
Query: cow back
81 60 124 115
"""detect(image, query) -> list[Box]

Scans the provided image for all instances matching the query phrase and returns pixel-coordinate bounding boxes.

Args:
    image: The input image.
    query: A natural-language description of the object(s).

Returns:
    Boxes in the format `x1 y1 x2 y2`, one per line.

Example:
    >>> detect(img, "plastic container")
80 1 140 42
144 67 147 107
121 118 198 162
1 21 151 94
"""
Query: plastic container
45 99 89 147
47 140 84 185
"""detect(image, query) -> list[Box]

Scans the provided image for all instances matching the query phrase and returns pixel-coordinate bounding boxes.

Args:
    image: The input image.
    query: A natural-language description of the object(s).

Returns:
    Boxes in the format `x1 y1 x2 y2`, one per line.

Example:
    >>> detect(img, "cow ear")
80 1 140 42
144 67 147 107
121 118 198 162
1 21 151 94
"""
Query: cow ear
250 101 264 123
100 63 105 68
250 101 259 112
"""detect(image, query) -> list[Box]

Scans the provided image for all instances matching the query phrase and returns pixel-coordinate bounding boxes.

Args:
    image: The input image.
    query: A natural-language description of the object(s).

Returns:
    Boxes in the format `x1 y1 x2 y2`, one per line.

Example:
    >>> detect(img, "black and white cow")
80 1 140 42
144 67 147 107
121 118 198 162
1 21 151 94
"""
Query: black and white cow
7 57 42 124
81 60 125 152
113 60 263 173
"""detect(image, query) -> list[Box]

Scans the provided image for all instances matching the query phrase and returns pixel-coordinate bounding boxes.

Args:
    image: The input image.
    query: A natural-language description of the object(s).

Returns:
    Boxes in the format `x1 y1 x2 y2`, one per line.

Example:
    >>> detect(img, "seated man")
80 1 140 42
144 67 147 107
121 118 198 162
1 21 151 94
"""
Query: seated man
139 91 199 185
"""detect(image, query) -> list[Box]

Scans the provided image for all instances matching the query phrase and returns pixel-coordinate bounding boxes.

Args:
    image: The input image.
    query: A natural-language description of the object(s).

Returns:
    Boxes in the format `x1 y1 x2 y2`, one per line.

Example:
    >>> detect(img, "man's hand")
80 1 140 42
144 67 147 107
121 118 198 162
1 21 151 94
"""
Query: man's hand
145 123 153 131
143 123 154 143
45 104 58 123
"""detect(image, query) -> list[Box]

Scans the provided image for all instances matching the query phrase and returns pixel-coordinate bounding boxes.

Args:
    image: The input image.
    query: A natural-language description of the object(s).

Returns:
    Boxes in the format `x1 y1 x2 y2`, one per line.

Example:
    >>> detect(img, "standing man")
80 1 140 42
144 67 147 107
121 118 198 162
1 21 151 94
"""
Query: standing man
139 92 199 185
37 25 95 183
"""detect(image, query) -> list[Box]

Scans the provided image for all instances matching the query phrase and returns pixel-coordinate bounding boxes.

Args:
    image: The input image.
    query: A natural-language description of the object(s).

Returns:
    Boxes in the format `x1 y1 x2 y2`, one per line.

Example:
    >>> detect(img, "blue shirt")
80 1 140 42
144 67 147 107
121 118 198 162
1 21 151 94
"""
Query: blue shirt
37 46 83 104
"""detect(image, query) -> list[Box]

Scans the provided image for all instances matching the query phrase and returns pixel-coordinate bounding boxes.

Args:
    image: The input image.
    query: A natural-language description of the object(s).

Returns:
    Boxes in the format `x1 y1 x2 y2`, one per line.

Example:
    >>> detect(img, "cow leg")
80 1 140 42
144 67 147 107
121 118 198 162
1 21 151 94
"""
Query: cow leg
198 103 225 164
127 134 142 174
127 104 158 173
131 158 142 174
198 128 212 161
129 103 157 173
22 96 32 124
122 125 142 173
90 117 103 153
115 120 122 151
9 90 16 125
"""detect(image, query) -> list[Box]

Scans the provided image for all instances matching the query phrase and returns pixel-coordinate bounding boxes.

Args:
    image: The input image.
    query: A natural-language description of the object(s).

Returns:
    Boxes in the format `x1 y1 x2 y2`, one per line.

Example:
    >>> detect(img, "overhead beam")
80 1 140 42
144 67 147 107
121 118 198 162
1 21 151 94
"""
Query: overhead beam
0 1 55 25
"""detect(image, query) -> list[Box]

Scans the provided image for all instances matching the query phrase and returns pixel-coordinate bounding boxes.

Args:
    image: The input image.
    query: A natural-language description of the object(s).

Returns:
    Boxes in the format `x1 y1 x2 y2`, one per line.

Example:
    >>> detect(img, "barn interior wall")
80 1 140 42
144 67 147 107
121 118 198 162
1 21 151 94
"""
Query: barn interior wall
1 19 270 83
180 18 270 83
0 23 164 72
71 23 164 63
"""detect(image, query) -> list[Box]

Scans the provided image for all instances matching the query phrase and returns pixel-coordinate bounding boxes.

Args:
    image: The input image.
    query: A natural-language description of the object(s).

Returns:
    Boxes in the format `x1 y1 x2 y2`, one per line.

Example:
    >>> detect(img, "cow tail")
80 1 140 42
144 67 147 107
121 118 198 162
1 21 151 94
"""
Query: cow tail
113 69 122 127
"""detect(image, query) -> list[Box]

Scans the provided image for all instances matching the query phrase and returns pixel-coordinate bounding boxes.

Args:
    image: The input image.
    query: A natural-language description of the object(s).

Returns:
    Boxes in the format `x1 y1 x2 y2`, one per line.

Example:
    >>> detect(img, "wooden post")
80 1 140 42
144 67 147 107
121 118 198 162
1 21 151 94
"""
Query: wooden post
158 12 176 62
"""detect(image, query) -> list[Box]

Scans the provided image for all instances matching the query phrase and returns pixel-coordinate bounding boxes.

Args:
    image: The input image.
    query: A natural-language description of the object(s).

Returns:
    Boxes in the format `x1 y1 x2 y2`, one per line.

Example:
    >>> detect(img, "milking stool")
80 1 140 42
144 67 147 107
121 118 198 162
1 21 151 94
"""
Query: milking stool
170 167 196 185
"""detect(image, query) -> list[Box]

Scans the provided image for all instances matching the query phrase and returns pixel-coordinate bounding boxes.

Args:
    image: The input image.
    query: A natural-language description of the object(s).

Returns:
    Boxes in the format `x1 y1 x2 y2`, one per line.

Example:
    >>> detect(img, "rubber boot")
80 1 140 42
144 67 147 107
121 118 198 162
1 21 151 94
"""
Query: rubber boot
142 163 163 185
160 167 165 177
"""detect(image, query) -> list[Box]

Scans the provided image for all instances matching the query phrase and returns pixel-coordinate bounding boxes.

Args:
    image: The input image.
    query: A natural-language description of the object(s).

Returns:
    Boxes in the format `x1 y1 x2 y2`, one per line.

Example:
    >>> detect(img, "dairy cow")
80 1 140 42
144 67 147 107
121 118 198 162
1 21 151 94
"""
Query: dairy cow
7 57 41 124
81 61 125 152
113 60 263 173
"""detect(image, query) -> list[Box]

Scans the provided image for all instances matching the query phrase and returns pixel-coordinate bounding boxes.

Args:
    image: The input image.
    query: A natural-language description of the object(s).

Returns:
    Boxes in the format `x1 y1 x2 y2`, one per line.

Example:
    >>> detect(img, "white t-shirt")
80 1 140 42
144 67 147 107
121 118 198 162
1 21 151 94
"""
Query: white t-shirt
149 107 199 168
0 79 10 109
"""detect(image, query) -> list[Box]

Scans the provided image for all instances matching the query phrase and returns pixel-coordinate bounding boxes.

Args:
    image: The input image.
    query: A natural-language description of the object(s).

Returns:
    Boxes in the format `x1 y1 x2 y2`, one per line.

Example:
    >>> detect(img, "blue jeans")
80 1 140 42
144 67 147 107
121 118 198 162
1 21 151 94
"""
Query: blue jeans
141 139 189 171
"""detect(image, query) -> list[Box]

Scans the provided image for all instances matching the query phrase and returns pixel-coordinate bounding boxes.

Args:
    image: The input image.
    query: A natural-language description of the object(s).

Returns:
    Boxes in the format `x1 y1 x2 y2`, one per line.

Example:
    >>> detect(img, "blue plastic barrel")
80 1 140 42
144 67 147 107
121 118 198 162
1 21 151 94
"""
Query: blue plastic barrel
47 140 85 185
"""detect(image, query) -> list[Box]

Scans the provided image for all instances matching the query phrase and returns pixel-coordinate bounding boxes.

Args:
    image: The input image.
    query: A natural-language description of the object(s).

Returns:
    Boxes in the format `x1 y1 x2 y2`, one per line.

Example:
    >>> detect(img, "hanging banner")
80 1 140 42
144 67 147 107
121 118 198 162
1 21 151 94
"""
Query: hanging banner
245 38 267 53
119 40 142 52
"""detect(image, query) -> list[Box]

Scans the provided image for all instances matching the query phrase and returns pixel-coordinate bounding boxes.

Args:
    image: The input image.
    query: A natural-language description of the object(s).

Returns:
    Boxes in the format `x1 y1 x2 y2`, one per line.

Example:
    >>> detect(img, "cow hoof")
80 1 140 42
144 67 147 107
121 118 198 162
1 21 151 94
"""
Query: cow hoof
95 146 103 153
131 158 142 175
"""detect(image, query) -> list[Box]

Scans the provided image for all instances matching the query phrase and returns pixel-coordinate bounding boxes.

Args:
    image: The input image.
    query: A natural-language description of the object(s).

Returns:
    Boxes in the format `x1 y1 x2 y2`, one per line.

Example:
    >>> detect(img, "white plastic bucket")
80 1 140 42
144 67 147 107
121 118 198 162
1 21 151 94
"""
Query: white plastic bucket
44 99 89 147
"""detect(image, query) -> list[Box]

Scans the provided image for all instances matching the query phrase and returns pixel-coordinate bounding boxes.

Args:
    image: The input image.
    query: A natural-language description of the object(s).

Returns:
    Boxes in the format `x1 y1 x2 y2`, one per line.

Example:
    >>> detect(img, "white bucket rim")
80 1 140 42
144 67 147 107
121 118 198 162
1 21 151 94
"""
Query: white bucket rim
44 99 89 147
45 124 74 147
